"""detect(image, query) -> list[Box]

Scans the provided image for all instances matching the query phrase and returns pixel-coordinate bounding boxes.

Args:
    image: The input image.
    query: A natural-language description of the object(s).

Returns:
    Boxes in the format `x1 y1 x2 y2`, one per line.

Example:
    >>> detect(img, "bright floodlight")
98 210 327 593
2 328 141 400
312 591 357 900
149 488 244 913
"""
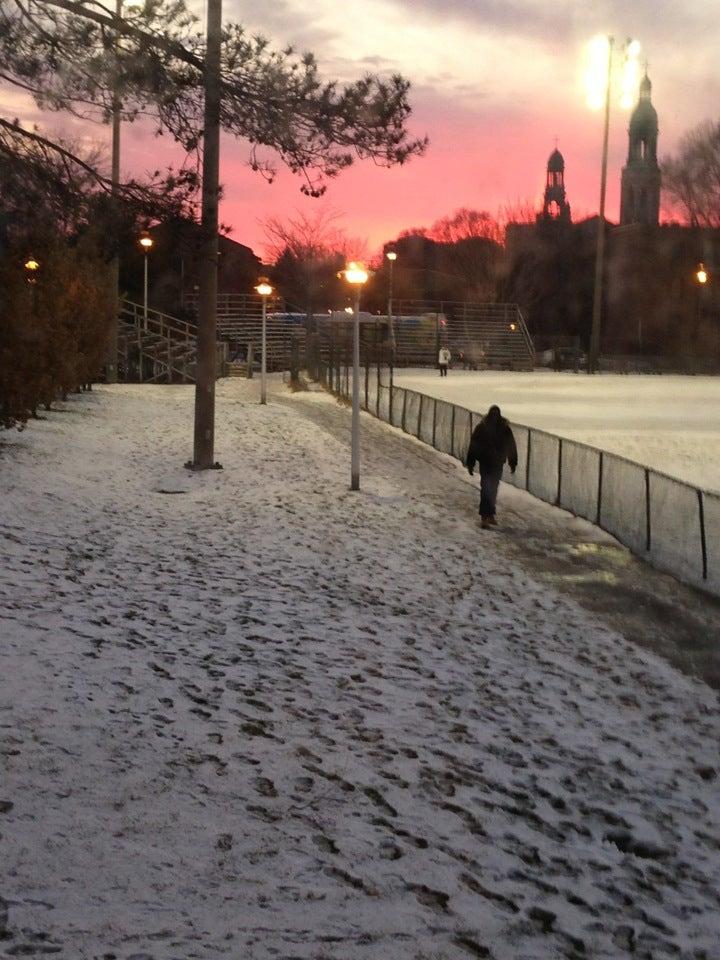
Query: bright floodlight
345 262 369 285
696 263 708 284
584 35 610 110
255 279 273 297
386 251 397 262
139 234 153 250
619 39 641 109
24 257 39 271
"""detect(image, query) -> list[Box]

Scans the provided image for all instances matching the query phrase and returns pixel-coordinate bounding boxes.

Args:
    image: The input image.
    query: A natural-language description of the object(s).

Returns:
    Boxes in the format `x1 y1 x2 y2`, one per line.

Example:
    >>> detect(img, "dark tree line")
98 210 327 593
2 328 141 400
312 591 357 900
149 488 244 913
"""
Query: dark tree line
0 232 114 427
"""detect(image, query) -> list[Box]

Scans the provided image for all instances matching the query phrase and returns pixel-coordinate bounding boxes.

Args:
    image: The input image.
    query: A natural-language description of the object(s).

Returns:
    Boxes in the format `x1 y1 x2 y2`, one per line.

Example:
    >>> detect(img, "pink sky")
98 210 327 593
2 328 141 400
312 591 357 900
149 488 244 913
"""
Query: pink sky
3 0 719 260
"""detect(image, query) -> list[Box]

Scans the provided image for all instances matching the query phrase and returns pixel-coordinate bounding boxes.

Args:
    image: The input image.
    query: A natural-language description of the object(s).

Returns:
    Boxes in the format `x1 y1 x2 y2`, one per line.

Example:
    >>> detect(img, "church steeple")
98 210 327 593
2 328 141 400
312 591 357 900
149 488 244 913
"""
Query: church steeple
540 146 571 222
620 71 661 226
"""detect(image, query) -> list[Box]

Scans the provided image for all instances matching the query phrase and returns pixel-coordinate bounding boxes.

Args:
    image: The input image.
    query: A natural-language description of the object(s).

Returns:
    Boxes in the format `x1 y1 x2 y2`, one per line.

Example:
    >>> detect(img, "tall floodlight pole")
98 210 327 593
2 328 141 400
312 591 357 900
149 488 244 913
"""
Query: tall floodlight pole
342 263 369 490
105 0 124 384
255 279 273 404
585 35 641 374
190 0 222 469
106 0 143 382
588 36 613 375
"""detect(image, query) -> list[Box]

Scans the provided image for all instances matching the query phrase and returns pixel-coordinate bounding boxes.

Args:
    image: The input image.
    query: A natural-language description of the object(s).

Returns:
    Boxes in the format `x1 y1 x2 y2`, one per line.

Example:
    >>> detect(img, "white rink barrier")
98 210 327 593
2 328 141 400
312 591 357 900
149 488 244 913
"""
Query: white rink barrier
317 362 719 599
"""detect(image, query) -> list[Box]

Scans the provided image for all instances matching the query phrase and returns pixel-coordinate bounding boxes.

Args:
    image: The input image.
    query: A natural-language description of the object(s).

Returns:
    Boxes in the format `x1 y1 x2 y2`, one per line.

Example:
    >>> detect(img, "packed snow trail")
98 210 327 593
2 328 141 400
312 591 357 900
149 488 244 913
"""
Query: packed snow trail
1 379 719 960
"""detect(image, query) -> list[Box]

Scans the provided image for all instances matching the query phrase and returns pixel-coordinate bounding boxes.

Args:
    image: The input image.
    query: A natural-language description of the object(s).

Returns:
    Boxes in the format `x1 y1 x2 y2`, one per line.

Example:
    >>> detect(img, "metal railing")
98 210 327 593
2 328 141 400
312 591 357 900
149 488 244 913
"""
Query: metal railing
308 352 720 598
117 300 225 383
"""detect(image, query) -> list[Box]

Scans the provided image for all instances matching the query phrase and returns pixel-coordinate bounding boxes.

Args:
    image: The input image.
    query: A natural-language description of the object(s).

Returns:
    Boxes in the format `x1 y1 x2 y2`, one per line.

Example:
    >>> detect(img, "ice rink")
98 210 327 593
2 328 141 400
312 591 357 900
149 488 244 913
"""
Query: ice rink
394 369 720 494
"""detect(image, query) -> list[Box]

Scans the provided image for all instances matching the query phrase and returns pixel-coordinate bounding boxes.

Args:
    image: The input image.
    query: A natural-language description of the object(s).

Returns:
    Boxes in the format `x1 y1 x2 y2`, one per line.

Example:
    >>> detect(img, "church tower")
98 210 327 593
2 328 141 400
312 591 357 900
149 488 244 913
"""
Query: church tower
620 72 661 226
540 148 571 222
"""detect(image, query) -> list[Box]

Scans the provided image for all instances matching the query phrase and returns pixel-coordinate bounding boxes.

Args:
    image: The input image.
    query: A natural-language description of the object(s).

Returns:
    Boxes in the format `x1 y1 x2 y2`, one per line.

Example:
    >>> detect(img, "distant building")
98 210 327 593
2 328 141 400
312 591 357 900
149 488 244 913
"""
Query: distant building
540 148 571 223
120 220 262 319
505 74 720 367
620 73 661 227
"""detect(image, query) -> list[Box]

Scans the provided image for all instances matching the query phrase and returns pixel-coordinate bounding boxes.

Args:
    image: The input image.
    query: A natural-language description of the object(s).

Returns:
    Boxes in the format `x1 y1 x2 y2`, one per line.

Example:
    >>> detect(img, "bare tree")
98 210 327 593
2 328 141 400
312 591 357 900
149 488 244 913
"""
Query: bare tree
263 207 366 315
663 120 720 228
427 208 503 245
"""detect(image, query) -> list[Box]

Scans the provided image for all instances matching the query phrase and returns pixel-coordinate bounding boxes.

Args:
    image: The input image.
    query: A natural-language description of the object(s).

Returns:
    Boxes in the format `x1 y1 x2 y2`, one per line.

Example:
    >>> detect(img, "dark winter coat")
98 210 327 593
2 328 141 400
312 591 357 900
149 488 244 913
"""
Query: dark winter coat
466 405 518 475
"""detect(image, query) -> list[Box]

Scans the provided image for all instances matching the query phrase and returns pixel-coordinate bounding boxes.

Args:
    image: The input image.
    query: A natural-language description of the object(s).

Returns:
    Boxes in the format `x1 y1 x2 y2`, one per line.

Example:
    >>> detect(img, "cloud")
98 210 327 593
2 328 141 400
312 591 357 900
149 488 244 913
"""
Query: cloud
223 0 340 52
393 0 711 40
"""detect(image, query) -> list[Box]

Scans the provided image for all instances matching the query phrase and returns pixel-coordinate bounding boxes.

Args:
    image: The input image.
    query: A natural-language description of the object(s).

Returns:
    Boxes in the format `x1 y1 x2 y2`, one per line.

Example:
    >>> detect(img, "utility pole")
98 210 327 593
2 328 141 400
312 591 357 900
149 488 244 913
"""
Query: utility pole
588 36 614 375
105 0 122 384
189 0 222 469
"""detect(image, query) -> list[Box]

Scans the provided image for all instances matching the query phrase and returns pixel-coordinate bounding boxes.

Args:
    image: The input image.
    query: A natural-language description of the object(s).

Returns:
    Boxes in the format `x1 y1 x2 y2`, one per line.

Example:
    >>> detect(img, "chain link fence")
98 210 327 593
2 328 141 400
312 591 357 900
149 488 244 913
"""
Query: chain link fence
307 339 719 598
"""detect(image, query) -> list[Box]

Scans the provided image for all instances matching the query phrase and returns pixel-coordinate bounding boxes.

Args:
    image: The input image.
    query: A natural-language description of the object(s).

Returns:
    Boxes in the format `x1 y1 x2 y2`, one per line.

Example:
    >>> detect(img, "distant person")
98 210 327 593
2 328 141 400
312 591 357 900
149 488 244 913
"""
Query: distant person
466 405 518 528
438 345 451 377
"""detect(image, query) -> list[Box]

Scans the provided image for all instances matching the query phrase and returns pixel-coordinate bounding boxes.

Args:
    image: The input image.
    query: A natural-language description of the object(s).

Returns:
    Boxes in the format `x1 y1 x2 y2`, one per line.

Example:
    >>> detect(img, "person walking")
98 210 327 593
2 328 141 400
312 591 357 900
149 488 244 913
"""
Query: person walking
466 405 518 528
438 345 451 376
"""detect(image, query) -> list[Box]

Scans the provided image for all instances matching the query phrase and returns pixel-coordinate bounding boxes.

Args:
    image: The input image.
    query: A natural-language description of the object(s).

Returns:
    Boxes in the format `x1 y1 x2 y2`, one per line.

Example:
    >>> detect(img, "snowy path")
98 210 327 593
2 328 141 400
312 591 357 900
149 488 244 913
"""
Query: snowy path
1 380 720 960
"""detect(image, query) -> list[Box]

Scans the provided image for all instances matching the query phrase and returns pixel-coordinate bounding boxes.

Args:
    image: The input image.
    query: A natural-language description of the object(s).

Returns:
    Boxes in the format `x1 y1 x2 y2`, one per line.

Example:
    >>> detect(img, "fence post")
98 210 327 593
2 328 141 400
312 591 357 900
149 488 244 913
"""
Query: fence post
432 398 438 448
698 489 708 580
389 350 394 422
525 430 532 491
247 341 254 379
376 325 381 415
402 390 407 432
556 438 563 505
596 450 604 526
290 335 300 386
364 359 369 410
450 405 456 458
645 468 651 552
417 394 423 439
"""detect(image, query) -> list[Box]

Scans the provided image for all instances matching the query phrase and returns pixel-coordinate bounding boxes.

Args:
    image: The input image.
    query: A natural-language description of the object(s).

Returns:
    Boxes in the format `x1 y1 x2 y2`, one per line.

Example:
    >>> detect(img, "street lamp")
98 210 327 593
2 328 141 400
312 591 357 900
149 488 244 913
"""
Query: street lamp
24 256 40 280
386 250 397 355
24 256 40 310
695 262 708 333
585 35 641 374
255 278 273 404
139 233 153 329
341 262 369 491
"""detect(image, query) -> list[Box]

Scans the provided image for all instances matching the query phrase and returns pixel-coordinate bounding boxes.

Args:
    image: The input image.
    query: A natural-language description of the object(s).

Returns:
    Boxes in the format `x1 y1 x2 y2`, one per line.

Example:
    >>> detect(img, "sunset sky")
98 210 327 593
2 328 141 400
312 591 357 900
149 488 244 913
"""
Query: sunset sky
4 0 719 260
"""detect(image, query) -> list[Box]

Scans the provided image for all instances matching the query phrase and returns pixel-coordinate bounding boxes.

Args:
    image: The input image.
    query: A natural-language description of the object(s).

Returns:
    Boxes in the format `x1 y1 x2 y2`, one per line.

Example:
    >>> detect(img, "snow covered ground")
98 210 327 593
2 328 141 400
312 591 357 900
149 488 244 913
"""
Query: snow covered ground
394 370 720 494
2 378 720 960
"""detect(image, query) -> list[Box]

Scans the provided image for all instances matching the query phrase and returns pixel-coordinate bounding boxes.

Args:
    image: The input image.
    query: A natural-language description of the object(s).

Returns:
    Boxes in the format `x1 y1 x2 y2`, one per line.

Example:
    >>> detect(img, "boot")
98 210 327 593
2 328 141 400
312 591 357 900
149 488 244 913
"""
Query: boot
480 515 492 529
487 514 498 526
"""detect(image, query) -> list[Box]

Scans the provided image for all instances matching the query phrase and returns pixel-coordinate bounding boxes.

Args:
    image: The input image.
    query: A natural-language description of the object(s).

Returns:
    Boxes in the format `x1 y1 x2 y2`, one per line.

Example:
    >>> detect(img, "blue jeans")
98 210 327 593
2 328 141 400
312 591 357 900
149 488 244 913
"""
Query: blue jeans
479 466 502 517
